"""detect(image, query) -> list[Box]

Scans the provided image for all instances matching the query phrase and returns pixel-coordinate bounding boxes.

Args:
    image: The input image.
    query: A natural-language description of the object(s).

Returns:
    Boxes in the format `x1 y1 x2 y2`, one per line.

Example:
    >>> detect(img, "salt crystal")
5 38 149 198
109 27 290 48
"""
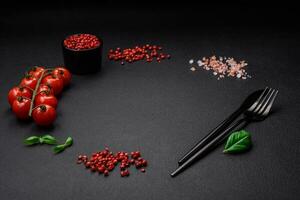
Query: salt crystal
197 60 203 66
190 67 196 71
189 59 194 64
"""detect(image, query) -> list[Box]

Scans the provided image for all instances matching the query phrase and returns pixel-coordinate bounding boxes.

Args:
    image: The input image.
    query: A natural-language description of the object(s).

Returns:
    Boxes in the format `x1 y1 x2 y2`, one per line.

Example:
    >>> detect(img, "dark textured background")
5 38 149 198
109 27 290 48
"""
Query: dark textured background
0 1 299 200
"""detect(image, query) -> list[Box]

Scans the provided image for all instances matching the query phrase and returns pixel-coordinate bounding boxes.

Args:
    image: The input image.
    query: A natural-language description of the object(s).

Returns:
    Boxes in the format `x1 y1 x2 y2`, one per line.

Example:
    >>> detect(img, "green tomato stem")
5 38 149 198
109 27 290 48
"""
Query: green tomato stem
28 69 53 117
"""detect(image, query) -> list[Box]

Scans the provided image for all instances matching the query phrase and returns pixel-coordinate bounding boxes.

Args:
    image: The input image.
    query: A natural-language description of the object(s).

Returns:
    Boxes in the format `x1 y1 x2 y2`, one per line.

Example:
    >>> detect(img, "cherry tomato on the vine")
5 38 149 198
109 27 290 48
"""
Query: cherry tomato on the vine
12 96 31 120
53 67 71 86
41 75 64 96
37 84 54 96
20 75 38 90
28 66 45 79
8 86 32 106
35 93 58 108
32 104 56 126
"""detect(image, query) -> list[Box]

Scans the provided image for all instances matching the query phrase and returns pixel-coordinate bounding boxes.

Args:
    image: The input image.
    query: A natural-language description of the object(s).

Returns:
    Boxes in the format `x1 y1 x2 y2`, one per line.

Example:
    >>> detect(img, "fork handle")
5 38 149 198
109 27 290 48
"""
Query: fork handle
171 118 248 177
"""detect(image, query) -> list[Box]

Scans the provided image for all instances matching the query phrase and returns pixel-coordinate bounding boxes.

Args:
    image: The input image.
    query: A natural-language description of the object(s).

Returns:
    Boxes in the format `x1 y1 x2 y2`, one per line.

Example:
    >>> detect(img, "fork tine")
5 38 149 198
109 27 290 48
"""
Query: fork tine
257 89 276 115
248 87 269 112
262 90 278 116
253 88 274 113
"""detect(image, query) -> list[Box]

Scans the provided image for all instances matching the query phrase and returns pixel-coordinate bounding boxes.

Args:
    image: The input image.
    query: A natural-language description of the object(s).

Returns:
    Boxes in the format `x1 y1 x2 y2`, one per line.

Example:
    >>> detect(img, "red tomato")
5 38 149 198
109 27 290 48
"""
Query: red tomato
28 66 45 78
32 105 56 126
41 75 64 96
20 75 38 90
35 93 58 108
53 67 72 86
12 97 31 120
37 84 54 96
8 86 32 106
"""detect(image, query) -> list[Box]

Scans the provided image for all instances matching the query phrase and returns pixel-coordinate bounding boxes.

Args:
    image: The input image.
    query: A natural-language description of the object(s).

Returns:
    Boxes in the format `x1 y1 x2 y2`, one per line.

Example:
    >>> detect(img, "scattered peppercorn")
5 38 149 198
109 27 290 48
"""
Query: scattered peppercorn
77 148 148 178
108 44 170 64
64 34 100 50
140 168 146 173
121 169 130 177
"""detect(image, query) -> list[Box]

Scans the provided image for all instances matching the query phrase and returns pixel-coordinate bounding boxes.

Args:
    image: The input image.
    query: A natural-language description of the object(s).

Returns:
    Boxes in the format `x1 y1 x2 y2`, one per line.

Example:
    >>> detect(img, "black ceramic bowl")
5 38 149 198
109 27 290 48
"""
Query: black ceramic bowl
62 34 103 75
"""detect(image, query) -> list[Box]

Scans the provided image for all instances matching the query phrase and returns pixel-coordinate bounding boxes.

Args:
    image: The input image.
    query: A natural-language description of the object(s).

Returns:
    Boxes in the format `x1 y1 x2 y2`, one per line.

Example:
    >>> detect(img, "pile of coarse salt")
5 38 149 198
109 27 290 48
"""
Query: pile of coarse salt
189 55 251 80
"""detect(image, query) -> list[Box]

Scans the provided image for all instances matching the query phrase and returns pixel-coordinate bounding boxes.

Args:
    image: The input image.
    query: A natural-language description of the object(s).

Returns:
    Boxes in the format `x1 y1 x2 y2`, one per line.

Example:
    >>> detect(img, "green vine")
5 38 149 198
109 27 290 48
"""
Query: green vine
28 69 53 117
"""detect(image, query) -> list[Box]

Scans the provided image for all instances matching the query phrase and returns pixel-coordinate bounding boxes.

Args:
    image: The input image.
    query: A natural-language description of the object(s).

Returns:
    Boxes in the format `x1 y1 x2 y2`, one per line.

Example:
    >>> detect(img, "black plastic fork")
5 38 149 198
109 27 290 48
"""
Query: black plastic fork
170 87 278 177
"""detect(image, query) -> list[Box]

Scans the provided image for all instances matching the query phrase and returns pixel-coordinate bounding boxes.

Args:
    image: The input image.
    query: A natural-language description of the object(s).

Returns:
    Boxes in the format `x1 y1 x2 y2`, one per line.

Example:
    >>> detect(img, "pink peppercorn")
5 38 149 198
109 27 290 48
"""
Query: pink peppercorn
142 160 148 167
77 148 148 178
140 168 146 173
64 34 100 51
121 169 130 177
130 159 135 164
108 45 170 65
98 166 105 173
135 161 143 168
104 170 109 176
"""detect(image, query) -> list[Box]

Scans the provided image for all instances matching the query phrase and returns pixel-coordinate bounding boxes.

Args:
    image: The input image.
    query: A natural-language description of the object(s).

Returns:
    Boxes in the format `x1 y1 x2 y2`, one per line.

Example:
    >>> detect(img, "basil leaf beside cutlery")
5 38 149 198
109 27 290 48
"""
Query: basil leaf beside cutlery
171 87 278 177
177 89 264 165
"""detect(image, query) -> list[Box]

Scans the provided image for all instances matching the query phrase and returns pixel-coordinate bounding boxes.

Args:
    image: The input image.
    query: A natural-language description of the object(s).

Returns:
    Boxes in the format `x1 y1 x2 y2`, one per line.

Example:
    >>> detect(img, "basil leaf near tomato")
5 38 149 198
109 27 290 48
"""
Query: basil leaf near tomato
24 135 73 154
24 136 40 146
24 135 57 146
53 144 66 154
64 137 73 147
53 137 73 154
223 130 252 154
41 135 57 145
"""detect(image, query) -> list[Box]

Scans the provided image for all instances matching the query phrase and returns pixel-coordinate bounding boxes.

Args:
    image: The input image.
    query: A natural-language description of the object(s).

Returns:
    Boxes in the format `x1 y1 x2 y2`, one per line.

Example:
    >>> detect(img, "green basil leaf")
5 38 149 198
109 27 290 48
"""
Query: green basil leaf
64 137 73 147
24 136 40 145
41 135 57 145
53 144 66 154
223 130 252 154
53 137 73 154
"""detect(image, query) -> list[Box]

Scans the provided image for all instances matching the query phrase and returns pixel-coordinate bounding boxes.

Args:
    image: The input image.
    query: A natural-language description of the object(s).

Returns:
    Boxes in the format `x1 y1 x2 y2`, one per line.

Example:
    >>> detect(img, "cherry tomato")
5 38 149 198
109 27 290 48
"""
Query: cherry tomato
53 67 72 86
20 75 38 90
32 105 56 126
41 75 64 96
35 93 58 108
8 86 32 106
37 84 54 96
28 66 45 78
12 96 31 120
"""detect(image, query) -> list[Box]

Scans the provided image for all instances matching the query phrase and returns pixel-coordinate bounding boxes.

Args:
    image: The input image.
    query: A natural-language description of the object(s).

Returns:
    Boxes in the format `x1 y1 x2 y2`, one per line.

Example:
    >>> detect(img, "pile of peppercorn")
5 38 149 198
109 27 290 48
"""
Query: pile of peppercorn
77 148 148 177
64 34 101 51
